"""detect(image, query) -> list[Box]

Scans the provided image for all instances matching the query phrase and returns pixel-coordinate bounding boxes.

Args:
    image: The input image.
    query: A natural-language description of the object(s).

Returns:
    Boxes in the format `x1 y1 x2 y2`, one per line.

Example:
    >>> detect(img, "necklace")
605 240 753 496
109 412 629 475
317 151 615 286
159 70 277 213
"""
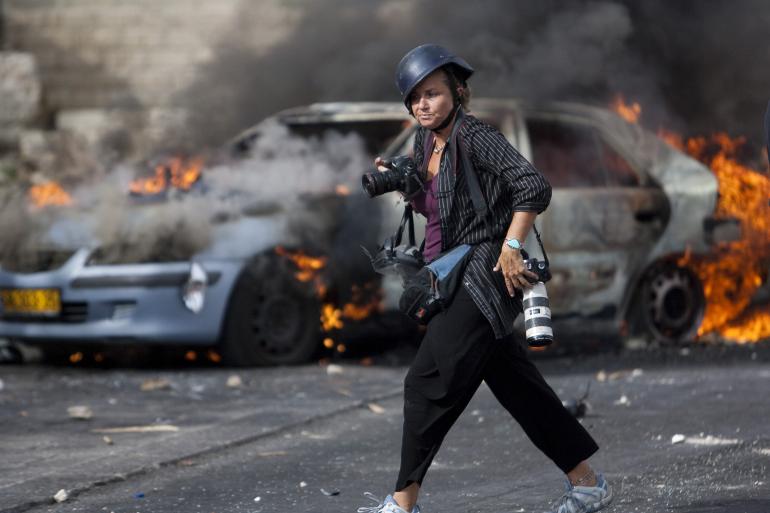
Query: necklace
432 141 446 154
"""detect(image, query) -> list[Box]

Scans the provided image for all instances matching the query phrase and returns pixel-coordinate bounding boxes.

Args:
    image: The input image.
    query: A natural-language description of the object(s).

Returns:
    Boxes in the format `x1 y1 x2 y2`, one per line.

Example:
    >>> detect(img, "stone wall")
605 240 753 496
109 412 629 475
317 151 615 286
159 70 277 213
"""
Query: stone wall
0 52 41 148
3 0 299 112
0 0 302 163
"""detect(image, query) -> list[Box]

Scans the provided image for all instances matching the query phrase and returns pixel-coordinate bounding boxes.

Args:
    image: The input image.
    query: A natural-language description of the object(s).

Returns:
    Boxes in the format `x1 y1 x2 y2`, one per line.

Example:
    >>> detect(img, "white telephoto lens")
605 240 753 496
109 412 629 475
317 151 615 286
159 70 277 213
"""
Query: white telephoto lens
522 282 553 346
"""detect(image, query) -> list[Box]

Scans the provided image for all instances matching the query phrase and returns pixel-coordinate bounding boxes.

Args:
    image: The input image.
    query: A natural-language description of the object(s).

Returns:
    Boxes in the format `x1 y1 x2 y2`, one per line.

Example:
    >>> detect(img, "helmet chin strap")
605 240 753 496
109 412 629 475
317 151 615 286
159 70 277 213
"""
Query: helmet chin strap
429 103 460 133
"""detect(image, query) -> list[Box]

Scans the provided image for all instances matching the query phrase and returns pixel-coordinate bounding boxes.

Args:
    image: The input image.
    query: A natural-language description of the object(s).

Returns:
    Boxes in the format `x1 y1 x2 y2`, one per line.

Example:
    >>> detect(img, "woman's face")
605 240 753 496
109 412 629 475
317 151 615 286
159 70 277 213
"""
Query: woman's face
409 70 455 130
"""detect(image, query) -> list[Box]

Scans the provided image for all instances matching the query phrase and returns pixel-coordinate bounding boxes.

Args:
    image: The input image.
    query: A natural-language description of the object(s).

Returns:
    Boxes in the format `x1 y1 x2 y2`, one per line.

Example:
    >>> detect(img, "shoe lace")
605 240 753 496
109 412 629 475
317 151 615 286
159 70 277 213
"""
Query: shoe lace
552 489 586 513
357 492 386 513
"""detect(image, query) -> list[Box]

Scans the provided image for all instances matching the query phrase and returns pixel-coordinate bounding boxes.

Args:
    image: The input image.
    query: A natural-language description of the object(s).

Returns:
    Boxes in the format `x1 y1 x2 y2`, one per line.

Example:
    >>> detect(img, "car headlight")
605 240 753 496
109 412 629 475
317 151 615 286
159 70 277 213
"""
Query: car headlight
182 262 207 314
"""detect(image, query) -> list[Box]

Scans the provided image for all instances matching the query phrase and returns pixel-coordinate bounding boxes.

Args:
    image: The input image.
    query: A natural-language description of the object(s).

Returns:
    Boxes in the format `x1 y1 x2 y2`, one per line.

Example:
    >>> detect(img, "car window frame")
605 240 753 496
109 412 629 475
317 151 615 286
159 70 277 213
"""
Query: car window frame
383 108 519 158
519 111 648 189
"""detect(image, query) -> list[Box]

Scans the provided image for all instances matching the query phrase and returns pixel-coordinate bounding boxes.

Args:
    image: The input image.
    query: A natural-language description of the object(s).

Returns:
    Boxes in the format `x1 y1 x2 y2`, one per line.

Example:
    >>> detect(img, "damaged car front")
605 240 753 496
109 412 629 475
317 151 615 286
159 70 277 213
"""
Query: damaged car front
0 102 412 365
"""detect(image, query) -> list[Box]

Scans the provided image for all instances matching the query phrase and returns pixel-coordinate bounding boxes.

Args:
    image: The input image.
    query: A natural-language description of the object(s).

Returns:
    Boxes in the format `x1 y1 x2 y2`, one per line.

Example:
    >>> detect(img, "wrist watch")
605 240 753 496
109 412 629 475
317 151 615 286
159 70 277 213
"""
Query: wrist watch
504 238 522 250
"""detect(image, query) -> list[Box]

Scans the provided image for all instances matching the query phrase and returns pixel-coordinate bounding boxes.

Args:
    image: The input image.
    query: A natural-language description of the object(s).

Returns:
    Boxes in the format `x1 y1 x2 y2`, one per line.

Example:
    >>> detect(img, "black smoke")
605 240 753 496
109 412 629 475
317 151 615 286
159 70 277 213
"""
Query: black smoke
178 0 770 150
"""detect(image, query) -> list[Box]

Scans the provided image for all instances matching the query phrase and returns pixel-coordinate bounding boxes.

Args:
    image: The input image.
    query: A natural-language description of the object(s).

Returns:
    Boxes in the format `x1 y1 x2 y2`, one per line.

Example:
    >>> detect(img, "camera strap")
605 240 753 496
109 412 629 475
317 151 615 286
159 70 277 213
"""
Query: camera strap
395 203 417 247
530 224 549 266
451 109 494 241
453 110 549 263
394 203 426 253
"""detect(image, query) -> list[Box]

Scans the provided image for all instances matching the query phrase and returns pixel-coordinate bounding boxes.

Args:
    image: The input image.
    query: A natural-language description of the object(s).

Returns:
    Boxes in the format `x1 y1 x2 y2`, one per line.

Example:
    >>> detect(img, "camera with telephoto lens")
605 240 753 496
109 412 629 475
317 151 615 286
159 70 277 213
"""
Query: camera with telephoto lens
521 253 554 348
361 156 423 198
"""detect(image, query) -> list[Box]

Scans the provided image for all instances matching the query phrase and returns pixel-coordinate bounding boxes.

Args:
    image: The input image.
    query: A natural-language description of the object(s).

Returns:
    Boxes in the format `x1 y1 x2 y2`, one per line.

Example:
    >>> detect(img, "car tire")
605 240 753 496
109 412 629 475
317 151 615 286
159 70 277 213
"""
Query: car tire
638 261 706 343
220 253 322 366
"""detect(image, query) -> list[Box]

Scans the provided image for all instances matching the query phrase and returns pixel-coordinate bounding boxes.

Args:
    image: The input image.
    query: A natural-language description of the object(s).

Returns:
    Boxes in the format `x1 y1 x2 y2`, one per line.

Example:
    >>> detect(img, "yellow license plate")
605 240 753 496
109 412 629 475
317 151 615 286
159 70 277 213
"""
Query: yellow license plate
0 288 61 315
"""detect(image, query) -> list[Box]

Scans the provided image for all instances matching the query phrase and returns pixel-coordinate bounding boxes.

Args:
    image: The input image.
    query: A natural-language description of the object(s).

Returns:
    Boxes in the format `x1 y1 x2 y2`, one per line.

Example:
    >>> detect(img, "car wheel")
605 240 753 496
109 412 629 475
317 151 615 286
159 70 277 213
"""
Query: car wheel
639 261 705 343
220 253 322 366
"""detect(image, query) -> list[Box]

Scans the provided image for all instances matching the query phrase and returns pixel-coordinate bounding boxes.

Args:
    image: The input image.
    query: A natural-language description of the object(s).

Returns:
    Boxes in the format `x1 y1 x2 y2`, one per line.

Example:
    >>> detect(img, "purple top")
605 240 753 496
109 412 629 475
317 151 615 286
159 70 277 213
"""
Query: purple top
411 176 442 262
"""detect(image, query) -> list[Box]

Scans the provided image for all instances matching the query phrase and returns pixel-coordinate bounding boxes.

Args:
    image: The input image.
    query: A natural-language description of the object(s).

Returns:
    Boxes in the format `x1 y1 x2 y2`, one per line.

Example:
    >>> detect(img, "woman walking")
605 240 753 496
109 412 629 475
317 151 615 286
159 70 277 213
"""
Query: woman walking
359 44 613 513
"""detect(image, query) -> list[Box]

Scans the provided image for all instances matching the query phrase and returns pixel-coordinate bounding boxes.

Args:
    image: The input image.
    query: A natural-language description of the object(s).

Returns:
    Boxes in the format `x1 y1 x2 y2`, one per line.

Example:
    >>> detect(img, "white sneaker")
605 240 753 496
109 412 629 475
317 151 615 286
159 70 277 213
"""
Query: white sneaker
357 492 422 513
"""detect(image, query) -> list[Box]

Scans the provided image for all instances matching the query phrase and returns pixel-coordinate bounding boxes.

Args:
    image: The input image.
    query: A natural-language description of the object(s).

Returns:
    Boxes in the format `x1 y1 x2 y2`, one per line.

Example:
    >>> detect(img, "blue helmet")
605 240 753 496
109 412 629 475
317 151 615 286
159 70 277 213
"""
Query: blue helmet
395 44 474 109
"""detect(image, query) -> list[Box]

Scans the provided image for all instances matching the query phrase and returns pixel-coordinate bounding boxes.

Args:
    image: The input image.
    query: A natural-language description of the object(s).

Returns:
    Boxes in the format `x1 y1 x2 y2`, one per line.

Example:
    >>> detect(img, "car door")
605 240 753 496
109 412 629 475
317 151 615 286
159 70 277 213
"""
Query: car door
516 112 668 319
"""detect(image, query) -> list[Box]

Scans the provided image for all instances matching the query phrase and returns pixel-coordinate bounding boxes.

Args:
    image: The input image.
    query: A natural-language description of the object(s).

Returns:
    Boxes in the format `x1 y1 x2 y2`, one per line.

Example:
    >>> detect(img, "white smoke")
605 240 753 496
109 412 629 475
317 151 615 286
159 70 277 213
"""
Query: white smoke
0 123 375 267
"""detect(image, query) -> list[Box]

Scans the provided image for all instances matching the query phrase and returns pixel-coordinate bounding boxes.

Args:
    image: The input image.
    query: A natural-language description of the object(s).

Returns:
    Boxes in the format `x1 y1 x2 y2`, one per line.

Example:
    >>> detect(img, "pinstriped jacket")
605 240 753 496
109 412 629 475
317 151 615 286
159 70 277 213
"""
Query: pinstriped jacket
413 109 552 338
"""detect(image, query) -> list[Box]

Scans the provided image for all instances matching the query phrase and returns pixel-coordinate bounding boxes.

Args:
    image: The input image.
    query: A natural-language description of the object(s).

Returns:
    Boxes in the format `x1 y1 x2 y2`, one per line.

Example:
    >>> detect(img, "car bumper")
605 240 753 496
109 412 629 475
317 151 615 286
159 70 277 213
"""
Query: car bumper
0 249 244 345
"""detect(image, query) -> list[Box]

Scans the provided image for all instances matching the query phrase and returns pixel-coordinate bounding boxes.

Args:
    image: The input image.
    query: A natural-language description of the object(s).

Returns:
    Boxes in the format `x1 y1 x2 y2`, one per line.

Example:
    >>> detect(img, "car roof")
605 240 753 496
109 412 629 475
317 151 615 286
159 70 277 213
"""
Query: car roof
271 98 626 126
274 102 413 123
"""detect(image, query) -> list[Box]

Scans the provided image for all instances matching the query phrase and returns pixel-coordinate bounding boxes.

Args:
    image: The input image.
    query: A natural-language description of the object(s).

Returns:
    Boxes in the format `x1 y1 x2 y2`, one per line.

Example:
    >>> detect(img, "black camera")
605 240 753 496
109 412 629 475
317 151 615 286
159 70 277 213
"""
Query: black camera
524 257 552 283
361 156 423 198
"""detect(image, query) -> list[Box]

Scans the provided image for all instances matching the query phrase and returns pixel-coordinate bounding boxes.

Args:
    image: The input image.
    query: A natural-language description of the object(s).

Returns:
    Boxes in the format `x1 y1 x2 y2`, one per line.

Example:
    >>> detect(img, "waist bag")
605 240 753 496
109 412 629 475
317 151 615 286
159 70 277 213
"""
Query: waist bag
399 244 475 324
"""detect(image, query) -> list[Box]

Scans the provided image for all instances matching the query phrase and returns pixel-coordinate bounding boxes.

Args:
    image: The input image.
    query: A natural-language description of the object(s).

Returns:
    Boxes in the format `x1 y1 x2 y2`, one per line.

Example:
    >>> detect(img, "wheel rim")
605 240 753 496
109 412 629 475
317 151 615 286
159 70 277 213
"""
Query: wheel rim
643 265 705 342
250 293 305 356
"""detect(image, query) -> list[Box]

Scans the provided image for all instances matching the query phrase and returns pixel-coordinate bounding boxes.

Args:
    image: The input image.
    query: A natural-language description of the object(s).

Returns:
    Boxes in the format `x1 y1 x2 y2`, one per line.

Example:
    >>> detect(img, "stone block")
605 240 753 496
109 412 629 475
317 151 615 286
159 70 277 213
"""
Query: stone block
0 53 42 125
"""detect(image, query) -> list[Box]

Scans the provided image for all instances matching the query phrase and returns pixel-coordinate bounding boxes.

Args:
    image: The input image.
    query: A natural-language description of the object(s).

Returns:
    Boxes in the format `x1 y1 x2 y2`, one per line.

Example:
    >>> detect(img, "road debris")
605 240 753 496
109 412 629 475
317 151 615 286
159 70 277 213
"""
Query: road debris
596 369 644 382
253 496 261 502
299 481 307 488
67 405 93 420
53 489 68 503
684 435 741 446
92 424 179 433
614 395 630 406
562 381 591 417
367 403 385 414
140 378 171 391
671 434 686 444
102 436 113 445
320 488 340 496
133 492 145 499
226 375 243 388
326 364 344 376
300 430 329 440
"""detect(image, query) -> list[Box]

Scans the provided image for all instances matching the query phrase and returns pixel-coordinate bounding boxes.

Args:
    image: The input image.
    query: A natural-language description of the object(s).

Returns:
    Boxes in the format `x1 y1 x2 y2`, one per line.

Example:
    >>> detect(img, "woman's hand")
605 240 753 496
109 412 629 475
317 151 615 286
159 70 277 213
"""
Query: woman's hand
374 157 390 172
493 247 539 296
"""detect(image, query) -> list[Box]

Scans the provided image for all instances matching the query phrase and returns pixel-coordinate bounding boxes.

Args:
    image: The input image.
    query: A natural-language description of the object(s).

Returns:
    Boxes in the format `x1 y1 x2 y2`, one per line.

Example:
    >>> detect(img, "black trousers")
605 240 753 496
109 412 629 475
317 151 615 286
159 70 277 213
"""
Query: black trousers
395 286 599 491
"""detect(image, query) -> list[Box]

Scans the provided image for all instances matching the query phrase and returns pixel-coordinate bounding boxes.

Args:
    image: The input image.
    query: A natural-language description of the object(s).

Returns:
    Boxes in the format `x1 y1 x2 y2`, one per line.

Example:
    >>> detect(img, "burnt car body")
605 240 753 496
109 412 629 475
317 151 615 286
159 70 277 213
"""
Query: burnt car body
0 103 412 365
0 100 752 364
377 99 739 344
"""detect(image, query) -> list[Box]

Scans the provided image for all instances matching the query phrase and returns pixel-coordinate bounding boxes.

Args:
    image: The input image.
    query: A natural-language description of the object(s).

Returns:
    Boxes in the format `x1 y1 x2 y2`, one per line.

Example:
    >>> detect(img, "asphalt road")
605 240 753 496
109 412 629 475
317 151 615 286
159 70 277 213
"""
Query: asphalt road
1 342 769 513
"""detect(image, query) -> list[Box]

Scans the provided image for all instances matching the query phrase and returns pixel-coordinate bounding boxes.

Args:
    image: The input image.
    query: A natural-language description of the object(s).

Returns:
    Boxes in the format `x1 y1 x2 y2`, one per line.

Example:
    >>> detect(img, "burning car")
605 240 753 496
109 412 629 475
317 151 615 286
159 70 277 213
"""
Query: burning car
0 99 766 365
377 98 767 345
0 102 412 365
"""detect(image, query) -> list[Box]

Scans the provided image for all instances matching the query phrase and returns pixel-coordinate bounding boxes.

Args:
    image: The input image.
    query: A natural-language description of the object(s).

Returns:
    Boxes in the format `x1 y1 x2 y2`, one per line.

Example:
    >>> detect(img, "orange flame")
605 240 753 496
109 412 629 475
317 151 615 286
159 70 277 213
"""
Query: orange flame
611 94 642 124
28 181 73 208
341 283 383 321
274 247 328 288
129 157 204 195
275 248 384 340
663 132 770 342
335 184 351 196
321 304 344 331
